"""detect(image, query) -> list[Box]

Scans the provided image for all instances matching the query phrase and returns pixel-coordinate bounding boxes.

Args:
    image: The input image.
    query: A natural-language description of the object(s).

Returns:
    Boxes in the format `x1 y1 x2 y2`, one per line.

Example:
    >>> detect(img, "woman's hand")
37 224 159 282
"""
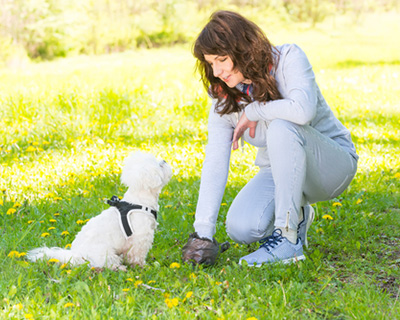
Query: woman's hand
232 112 258 150
182 232 230 265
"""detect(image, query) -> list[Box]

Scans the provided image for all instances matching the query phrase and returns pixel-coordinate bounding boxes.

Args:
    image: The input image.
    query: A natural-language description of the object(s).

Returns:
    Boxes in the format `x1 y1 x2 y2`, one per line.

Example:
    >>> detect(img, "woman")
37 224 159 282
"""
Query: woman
181 10 358 266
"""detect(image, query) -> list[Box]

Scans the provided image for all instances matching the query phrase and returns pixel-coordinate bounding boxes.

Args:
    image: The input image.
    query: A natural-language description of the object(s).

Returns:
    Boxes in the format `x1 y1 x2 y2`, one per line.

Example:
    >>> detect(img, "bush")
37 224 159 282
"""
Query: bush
0 0 399 62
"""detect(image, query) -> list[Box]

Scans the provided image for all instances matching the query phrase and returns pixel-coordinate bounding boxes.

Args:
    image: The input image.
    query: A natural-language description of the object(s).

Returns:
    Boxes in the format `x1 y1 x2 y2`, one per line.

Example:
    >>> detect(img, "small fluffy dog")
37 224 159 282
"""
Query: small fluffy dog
28 151 172 270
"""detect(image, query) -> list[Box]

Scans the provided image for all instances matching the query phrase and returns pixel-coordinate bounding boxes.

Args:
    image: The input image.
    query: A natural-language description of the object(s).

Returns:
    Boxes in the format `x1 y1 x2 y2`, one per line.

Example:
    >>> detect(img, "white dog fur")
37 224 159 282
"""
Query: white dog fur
27 151 172 270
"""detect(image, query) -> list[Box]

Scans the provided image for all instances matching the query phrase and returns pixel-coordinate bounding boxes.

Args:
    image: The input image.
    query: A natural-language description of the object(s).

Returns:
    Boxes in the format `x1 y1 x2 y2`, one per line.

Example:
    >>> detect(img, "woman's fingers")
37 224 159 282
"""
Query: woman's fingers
232 113 258 150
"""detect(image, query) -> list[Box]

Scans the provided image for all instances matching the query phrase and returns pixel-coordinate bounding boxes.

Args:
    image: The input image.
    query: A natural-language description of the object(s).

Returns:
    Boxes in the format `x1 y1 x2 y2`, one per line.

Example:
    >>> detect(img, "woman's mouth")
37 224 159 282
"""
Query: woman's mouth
222 75 231 82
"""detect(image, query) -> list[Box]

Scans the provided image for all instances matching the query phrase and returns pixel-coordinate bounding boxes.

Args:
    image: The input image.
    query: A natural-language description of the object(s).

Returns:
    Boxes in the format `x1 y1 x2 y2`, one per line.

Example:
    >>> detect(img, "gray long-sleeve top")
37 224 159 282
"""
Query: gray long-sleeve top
193 44 358 239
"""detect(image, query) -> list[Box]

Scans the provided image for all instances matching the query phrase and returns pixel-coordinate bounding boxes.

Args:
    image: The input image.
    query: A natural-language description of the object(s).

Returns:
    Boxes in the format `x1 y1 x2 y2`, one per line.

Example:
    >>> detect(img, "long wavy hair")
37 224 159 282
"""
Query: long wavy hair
193 10 282 115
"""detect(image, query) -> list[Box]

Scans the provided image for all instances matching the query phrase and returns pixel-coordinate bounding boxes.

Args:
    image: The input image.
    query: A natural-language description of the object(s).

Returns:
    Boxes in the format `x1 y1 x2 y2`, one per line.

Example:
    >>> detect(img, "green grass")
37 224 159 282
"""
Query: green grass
1 12 400 319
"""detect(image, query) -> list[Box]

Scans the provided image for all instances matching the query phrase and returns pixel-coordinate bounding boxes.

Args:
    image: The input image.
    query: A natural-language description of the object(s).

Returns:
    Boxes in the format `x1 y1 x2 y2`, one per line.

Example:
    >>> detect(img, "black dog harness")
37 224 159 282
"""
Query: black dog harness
107 195 157 238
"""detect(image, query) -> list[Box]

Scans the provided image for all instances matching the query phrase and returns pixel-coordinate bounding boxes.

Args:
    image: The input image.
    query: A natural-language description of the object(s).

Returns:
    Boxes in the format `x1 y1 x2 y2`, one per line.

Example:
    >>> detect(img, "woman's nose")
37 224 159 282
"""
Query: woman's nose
213 64 222 77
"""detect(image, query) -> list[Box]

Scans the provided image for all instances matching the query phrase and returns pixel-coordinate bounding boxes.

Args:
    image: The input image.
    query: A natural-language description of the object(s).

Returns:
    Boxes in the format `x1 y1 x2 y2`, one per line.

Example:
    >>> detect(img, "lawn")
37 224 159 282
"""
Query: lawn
1 12 400 319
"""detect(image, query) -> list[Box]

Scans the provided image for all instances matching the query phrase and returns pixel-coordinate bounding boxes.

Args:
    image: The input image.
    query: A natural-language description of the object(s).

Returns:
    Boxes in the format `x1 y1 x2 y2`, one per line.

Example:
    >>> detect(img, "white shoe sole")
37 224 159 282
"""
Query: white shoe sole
239 254 306 268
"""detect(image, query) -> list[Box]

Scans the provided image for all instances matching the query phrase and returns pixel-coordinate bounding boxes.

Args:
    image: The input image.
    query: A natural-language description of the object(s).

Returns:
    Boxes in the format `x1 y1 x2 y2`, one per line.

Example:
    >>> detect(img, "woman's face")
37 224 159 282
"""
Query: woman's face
204 54 246 88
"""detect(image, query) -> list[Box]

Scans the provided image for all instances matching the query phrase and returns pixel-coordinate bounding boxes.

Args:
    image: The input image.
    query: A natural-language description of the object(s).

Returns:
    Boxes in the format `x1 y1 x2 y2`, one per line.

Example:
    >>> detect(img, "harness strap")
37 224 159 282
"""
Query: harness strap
107 195 157 238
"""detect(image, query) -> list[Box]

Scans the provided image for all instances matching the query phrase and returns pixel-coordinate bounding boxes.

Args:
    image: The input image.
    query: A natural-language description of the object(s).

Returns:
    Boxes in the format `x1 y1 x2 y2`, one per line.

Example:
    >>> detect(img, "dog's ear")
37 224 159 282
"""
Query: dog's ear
121 166 163 191
141 166 164 190
120 151 166 191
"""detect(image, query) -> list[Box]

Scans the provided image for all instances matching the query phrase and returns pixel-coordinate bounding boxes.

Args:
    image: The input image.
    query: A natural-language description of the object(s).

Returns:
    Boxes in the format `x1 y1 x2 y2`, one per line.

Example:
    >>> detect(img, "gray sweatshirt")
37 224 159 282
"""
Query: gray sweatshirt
193 43 358 239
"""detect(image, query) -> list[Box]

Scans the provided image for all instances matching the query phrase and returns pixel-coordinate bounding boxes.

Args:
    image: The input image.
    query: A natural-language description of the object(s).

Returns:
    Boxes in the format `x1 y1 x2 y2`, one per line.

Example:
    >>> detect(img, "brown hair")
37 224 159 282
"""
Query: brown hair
193 10 282 115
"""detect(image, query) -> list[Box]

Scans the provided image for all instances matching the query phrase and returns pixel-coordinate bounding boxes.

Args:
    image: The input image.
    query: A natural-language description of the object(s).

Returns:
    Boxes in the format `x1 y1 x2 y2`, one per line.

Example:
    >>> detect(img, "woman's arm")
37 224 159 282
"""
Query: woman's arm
194 100 234 239
245 44 318 125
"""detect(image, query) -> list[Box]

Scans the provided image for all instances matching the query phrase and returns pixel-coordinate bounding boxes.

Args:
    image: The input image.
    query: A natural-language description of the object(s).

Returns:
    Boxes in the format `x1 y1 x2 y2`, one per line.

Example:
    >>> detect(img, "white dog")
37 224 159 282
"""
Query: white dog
27 151 172 270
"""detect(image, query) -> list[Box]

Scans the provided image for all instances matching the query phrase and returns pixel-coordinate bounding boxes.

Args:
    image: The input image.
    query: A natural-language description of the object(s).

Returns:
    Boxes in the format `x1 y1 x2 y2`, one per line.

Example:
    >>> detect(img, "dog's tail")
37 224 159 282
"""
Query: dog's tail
27 247 85 265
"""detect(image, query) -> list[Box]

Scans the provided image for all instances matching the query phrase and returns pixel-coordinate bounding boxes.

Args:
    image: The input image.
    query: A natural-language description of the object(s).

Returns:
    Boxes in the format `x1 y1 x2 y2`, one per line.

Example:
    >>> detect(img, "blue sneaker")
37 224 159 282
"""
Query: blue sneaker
297 205 315 248
239 229 305 267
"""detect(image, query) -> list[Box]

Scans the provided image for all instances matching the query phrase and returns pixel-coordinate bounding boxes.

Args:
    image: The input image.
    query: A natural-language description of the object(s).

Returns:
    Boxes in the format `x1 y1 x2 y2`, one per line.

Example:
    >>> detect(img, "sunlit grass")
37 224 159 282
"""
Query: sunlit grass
1 13 400 319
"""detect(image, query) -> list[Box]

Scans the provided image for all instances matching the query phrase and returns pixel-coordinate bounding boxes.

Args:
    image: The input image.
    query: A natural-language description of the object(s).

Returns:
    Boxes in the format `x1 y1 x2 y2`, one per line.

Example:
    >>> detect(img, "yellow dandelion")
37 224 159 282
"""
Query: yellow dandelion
165 298 179 308
216 281 222 285
19 252 27 257
26 146 36 152
122 288 130 292
24 314 34 319
28 220 34 224
126 278 134 282
316 228 324 233
14 303 23 310
148 280 155 284
48 258 59 263
332 202 342 207
134 280 143 288
61 231 70 236
41 232 50 237
165 204 172 208
48 227 55 231
394 173 400 179
13 202 22 208
247 317 258 320
65 244 71 249
322 214 333 220
43 140 50 145
32 142 39 146
63 303 74 308
49 219 56 223
221 203 227 206
60 263 67 269
185 291 193 299
53 197 62 201
0 199 3 205
7 208 16 215
54 212 60 216
169 262 180 269
76 219 85 224
8 251 20 258
189 273 197 280
356 199 363 205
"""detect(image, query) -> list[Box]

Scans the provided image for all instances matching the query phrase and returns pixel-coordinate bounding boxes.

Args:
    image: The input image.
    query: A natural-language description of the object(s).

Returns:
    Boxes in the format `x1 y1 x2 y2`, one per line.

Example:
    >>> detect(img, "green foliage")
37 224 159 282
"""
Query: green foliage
282 0 335 26
1 13 400 319
1 0 399 61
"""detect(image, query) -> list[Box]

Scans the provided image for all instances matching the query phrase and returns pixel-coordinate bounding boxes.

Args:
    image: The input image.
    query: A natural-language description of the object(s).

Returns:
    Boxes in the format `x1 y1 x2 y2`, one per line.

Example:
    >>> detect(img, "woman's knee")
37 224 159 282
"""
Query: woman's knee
226 216 258 244
268 119 300 138
226 206 273 244
267 119 304 150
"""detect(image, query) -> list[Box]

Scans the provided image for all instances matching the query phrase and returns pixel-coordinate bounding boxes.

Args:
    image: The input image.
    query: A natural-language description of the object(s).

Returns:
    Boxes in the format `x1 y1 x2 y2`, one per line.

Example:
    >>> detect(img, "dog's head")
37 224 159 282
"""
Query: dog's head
121 151 172 193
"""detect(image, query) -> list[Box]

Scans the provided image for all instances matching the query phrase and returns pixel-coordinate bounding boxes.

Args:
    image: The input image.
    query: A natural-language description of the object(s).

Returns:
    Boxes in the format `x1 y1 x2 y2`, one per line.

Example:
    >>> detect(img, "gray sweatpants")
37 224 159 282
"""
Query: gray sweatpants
226 119 358 244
